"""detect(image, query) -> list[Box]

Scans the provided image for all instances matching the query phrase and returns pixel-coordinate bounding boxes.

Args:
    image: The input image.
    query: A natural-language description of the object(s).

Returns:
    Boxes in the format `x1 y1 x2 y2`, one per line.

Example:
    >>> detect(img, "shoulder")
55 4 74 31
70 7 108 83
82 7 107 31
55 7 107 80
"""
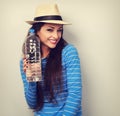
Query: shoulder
62 44 79 56
62 44 80 62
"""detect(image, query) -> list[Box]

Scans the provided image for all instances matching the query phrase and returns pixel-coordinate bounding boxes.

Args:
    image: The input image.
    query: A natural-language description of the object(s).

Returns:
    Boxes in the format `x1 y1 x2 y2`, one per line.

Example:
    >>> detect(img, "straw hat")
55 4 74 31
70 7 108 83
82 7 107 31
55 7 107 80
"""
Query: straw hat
26 4 70 25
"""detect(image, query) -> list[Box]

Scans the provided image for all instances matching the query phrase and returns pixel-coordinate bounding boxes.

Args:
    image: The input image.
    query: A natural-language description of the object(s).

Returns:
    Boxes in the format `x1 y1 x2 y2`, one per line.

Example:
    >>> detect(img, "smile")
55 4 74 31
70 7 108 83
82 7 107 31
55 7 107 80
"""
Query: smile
49 39 58 44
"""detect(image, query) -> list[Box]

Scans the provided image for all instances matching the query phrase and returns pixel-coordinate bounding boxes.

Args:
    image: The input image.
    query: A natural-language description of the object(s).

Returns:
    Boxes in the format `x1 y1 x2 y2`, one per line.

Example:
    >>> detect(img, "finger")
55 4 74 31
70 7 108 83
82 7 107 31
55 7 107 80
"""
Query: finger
23 58 28 72
26 69 32 77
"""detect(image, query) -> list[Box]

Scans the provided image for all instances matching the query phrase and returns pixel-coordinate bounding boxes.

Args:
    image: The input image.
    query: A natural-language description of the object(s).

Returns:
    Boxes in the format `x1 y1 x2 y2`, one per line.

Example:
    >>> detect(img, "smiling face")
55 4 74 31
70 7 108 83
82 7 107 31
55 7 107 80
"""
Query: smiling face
37 23 63 50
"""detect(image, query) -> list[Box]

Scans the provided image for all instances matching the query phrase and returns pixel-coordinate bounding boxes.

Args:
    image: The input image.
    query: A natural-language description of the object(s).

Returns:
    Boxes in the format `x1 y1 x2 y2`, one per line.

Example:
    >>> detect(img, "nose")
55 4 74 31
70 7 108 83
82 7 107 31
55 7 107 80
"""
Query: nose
52 31 59 39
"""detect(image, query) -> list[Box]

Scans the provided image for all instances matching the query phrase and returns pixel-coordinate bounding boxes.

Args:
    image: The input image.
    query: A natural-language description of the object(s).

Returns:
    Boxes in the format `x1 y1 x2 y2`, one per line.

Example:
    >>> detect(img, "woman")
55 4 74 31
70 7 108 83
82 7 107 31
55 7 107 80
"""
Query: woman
20 3 82 116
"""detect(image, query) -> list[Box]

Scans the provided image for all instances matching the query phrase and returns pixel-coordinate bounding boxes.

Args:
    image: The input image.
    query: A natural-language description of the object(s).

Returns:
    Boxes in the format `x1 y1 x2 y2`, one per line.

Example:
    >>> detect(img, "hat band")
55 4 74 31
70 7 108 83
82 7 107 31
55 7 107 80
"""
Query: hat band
34 15 62 21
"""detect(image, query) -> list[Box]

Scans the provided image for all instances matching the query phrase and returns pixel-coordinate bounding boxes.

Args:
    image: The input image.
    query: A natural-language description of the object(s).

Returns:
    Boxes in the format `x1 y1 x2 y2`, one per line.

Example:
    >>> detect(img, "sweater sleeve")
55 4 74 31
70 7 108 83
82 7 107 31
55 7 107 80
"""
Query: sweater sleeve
20 59 37 109
62 45 82 116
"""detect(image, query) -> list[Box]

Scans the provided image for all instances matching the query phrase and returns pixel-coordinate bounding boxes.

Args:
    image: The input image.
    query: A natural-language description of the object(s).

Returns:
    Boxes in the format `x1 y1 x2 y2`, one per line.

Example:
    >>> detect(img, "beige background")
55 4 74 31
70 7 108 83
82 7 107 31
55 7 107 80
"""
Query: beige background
0 0 120 116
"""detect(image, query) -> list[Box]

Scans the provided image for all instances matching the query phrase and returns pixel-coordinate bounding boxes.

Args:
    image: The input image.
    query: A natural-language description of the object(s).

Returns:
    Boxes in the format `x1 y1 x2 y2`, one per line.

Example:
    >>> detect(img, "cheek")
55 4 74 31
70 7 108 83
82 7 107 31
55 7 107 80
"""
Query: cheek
59 34 62 40
59 32 62 38
37 32 45 41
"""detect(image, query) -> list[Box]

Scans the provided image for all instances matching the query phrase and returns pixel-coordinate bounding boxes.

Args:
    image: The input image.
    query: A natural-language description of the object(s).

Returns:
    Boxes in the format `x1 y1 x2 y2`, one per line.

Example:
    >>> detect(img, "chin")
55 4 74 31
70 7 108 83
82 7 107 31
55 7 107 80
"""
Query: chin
49 44 57 49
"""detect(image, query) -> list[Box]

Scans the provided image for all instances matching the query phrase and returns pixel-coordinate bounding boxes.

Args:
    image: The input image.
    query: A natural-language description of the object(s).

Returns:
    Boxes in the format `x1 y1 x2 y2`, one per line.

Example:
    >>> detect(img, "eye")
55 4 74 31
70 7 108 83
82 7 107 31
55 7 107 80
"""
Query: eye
58 29 63 32
47 28 53 32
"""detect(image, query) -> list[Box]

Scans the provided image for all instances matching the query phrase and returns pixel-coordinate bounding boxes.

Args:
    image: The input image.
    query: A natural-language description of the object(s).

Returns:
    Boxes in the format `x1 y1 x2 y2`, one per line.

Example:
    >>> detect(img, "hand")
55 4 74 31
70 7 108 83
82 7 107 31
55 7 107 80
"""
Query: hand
23 58 41 77
23 58 32 77
23 58 28 73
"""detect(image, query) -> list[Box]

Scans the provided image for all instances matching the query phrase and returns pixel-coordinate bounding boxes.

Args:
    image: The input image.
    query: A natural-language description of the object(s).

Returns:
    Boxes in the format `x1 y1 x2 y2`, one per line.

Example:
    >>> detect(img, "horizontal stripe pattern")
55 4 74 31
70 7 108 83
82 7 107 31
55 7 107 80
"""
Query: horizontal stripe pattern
20 44 82 116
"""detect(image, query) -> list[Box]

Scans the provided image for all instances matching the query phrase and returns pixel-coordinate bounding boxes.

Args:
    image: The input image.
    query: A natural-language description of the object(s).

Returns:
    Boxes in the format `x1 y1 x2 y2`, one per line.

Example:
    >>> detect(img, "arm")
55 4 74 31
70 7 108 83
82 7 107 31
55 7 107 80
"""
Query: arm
20 59 37 109
62 45 82 116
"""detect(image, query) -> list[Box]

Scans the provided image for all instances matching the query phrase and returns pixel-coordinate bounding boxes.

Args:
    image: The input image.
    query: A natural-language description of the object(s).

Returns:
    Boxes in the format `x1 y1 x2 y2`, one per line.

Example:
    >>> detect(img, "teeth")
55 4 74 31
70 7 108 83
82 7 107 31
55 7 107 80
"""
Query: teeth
49 39 57 43
51 40 56 42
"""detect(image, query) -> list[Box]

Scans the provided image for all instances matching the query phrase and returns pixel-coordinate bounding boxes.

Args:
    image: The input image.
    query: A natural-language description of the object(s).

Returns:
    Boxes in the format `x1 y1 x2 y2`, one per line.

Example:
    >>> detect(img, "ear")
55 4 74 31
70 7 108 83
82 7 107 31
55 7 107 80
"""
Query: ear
36 30 40 37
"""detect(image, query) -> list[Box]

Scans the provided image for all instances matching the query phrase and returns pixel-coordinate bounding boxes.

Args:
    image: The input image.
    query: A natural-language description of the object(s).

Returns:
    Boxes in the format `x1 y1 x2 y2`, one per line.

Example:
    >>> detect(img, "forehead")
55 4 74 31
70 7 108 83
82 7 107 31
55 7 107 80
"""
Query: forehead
43 23 63 28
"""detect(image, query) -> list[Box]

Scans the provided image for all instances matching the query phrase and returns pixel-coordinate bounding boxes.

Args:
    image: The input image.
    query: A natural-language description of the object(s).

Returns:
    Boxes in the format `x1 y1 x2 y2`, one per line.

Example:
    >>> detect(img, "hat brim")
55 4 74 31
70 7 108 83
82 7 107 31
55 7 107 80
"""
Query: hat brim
26 20 71 25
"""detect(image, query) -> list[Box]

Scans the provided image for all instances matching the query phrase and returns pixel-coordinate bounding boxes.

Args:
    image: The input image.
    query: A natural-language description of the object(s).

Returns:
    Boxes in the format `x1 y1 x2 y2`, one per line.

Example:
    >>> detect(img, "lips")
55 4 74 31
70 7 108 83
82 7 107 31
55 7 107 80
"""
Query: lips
49 39 58 44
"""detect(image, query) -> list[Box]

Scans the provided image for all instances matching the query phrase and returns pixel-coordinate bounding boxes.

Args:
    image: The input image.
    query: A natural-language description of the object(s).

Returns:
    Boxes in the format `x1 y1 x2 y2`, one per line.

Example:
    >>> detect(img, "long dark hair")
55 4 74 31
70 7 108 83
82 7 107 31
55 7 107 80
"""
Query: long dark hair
23 23 67 111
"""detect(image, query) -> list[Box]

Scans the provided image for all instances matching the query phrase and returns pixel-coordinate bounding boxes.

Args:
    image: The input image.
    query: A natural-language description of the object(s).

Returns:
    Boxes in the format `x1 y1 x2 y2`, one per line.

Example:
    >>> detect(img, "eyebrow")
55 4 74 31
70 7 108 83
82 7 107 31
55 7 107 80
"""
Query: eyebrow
47 25 63 29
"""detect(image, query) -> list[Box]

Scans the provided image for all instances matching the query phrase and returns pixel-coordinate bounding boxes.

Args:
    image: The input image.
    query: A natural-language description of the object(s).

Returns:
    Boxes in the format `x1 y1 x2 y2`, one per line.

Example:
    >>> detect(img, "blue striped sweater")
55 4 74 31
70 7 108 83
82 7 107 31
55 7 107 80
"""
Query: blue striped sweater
20 44 82 116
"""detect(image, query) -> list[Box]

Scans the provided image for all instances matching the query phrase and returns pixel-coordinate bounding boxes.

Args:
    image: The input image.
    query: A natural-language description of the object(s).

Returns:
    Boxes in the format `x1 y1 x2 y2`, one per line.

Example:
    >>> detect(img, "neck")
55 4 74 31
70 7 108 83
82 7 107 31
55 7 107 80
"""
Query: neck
41 45 50 59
